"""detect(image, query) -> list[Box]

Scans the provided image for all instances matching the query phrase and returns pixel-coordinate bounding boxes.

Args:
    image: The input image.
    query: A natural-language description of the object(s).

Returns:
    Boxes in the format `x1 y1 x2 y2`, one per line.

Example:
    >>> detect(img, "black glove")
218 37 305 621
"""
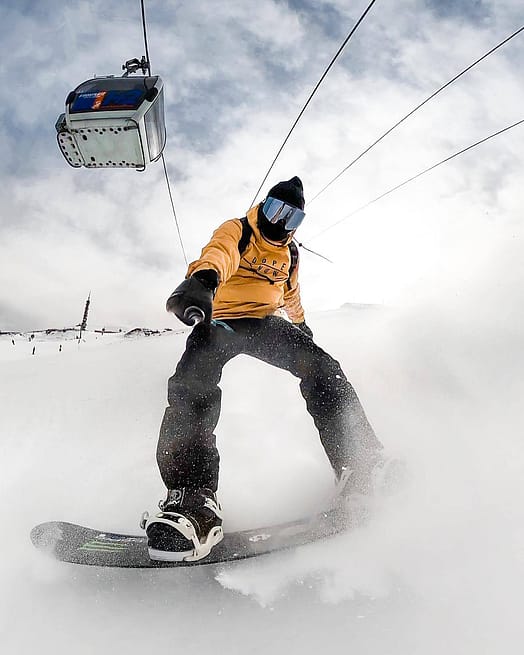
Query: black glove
166 269 219 326
295 321 313 339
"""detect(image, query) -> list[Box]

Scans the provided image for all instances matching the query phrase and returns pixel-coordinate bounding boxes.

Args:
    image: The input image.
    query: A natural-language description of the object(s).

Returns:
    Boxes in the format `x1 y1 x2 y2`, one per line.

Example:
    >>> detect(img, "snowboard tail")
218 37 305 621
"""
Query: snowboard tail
31 503 357 568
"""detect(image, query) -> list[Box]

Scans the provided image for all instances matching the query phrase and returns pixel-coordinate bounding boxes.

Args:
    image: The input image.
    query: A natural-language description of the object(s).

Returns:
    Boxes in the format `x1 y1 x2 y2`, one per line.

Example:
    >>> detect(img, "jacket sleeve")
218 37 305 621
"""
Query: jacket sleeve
283 257 305 324
187 219 243 284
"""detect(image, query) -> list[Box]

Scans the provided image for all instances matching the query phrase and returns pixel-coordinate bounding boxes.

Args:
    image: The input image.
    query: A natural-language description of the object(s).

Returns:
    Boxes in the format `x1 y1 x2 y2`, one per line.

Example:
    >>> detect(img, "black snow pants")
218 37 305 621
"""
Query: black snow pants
157 315 382 492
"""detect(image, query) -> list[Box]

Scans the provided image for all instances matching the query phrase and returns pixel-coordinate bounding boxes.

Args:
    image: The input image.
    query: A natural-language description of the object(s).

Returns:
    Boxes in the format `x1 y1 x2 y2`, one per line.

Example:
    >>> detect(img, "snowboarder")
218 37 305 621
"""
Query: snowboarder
146 176 383 562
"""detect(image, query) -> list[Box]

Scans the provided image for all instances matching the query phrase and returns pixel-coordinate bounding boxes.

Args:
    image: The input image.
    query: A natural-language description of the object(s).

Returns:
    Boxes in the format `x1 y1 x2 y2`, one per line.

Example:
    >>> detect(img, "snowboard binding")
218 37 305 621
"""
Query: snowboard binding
142 489 224 562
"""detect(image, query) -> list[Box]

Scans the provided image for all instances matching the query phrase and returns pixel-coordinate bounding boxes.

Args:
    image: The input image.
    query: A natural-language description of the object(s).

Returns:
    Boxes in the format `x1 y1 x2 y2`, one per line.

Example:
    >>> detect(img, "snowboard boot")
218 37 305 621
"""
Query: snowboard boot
144 487 223 562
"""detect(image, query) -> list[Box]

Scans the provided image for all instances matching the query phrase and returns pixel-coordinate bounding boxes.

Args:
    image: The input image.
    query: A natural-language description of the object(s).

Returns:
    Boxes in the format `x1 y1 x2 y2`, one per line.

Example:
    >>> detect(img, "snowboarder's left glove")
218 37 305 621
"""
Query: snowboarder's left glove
166 269 219 326
295 321 313 338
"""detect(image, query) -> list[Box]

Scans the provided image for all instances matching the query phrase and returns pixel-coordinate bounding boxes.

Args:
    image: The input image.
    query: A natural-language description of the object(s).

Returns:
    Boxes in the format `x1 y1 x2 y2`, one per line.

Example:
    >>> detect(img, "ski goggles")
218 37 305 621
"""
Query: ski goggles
262 197 306 231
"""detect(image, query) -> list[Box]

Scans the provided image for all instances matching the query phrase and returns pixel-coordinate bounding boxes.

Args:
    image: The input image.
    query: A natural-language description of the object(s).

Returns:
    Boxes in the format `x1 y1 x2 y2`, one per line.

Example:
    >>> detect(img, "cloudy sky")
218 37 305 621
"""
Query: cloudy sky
1 0 523 331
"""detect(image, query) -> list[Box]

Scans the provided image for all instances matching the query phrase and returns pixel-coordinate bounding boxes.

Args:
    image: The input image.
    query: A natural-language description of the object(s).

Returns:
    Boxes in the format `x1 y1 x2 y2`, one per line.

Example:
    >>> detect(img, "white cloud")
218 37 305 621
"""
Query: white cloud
1 0 523 329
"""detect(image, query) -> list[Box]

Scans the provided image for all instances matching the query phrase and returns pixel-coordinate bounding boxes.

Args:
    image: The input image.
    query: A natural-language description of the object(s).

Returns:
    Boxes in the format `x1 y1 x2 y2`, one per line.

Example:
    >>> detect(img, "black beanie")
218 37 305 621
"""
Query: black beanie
267 176 305 210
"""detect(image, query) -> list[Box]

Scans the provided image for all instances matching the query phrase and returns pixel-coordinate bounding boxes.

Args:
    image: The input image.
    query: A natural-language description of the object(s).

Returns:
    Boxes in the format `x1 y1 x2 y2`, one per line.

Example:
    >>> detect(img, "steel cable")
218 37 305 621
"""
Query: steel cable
307 118 524 242
140 0 188 265
308 25 524 206
249 0 378 208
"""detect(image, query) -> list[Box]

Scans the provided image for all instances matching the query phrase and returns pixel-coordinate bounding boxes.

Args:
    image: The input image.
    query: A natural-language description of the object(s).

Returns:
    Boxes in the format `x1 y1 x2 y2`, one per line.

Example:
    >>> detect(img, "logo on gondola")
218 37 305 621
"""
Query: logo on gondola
72 90 144 112
92 91 107 110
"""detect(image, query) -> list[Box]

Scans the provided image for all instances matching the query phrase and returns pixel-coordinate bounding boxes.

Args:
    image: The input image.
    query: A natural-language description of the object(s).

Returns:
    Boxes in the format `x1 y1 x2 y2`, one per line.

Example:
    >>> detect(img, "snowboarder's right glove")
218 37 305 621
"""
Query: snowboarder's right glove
166 269 219 326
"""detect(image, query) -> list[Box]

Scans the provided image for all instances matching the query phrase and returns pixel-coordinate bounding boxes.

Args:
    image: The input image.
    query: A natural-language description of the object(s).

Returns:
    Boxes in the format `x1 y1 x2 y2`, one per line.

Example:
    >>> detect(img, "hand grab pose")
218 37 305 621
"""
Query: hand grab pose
145 177 383 562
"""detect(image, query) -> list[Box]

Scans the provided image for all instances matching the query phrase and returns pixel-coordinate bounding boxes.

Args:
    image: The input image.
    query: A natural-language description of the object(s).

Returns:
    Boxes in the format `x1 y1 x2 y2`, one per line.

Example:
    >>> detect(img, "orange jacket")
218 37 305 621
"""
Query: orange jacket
187 205 305 323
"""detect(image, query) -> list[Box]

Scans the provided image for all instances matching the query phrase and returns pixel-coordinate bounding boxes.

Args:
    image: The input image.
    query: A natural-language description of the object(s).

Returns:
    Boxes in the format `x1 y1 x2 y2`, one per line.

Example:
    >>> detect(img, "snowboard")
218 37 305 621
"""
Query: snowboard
30 501 361 568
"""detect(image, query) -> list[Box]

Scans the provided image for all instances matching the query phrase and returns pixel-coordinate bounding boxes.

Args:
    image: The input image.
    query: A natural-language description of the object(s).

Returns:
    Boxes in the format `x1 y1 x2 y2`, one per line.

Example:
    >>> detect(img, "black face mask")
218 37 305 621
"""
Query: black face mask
257 207 291 243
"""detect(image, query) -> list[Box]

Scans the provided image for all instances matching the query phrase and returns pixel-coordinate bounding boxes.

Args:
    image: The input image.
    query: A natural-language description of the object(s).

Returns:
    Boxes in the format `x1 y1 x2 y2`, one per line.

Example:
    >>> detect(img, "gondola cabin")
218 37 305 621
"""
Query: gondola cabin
55 75 166 169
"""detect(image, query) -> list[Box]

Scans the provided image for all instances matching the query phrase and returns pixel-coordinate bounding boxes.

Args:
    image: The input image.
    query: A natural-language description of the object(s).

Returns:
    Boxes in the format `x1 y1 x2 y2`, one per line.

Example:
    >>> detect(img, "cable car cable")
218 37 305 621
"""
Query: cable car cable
249 0 378 209
306 117 524 242
139 0 188 265
162 155 189 265
307 24 524 206
140 0 152 75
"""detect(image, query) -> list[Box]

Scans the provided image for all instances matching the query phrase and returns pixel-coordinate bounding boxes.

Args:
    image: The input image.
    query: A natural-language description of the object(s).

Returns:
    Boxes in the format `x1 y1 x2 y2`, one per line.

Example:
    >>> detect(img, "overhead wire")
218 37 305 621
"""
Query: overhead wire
249 0 378 209
139 0 188 265
307 24 524 206
161 155 189 265
306 118 524 243
138 0 521 266
140 0 152 75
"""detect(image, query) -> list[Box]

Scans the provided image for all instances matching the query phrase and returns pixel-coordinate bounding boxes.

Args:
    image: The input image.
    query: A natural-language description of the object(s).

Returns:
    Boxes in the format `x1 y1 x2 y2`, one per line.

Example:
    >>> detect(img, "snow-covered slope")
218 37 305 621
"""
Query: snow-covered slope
1 305 523 654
